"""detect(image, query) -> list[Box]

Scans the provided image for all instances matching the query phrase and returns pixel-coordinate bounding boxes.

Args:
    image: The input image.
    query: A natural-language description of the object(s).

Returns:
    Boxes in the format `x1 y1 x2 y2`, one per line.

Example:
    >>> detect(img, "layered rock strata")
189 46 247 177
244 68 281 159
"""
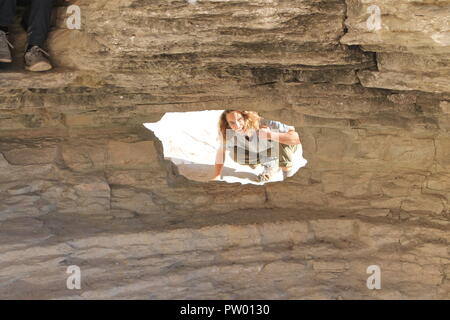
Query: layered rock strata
0 0 448 299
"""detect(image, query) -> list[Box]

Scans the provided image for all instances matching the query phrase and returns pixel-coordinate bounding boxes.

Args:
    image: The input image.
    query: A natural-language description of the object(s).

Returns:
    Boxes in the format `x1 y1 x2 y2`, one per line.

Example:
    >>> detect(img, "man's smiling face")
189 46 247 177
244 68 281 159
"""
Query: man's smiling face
226 111 246 134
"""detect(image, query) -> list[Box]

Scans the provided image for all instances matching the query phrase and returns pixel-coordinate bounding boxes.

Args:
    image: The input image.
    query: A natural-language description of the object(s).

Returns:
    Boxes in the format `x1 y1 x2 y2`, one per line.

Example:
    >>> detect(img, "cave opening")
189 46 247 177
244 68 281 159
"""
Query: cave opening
144 110 307 185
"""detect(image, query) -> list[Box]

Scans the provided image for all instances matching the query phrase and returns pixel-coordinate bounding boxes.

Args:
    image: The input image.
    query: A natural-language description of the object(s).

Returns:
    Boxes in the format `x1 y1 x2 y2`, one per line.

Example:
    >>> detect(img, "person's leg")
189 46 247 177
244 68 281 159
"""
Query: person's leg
18 0 30 32
231 146 260 167
0 0 15 63
0 0 16 29
22 0 54 49
254 145 283 182
22 0 54 71
278 143 299 171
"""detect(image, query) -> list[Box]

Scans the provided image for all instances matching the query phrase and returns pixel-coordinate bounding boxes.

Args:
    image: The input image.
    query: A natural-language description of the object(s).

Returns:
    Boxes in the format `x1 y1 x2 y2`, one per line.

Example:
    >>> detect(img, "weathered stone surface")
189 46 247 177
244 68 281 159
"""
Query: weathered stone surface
106 141 160 169
358 70 450 94
47 0 371 70
2 146 57 165
0 0 449 299
0 70 104 89
341 0 450 93
342 0 450 54
0 212 448 299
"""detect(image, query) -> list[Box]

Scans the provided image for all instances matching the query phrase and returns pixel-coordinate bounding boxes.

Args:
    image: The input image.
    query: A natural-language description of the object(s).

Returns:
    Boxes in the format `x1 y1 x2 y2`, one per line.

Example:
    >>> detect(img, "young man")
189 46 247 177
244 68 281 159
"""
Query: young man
0 0 64 71
213 110 302 182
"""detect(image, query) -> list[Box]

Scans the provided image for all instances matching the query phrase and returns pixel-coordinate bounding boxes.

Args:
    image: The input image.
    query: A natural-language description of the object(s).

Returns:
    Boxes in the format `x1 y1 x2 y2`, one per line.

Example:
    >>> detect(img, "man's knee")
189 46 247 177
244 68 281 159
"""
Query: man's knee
279 143 298 165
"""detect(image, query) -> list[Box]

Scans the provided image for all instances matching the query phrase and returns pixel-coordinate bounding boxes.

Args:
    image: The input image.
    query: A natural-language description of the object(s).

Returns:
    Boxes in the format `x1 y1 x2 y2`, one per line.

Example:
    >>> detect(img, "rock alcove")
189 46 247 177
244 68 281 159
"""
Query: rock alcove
144 110 307 184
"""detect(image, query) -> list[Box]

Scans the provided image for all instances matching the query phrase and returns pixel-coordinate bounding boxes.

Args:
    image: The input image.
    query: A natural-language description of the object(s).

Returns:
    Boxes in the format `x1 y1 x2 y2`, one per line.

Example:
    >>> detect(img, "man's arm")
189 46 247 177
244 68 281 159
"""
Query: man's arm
212 144 225 180
259 126 301 145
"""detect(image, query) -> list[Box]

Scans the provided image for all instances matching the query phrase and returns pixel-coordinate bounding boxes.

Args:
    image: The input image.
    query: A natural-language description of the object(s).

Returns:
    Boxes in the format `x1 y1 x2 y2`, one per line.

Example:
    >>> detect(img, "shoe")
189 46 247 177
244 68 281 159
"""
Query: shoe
0 30 13 63
248 163 260 170
257 161 279 183
24 46 52 72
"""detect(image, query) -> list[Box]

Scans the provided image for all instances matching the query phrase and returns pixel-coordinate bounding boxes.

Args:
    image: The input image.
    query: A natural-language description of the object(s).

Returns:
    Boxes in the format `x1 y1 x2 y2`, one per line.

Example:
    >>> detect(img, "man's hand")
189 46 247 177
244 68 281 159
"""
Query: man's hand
258 127 272 140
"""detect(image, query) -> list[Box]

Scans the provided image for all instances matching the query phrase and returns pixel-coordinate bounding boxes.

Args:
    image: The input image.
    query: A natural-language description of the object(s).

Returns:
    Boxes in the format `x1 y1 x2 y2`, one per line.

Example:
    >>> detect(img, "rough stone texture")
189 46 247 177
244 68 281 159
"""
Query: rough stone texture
0 0 449 299
341 0 450 94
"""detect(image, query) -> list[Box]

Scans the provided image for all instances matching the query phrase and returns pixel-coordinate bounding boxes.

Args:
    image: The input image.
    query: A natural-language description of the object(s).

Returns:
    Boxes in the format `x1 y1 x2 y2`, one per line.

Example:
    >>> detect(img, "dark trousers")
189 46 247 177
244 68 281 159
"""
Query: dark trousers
0 0 54 47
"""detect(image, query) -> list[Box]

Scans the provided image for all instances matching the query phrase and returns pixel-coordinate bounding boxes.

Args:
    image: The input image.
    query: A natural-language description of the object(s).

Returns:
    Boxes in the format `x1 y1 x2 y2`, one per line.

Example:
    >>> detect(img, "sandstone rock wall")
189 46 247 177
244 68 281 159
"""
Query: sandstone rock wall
0 0 449 299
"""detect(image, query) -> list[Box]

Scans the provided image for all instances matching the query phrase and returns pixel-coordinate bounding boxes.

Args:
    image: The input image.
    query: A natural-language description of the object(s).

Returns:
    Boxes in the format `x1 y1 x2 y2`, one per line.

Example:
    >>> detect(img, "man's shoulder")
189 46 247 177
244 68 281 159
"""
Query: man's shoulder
260 118 277 128
261 118 291 132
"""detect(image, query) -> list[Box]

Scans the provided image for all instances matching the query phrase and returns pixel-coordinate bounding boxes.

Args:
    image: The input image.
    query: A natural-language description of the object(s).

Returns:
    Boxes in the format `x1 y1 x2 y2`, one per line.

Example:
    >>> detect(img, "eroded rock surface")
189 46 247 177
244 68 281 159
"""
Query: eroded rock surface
0 0 449 299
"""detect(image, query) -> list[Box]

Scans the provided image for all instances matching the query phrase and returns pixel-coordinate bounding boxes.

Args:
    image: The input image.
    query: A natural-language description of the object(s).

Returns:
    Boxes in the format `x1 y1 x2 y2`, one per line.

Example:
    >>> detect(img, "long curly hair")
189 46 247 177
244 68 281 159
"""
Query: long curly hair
218 110 262 144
